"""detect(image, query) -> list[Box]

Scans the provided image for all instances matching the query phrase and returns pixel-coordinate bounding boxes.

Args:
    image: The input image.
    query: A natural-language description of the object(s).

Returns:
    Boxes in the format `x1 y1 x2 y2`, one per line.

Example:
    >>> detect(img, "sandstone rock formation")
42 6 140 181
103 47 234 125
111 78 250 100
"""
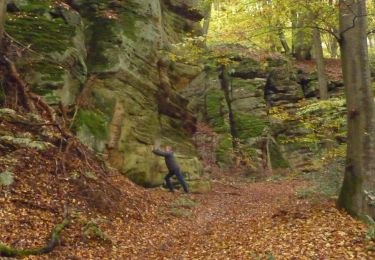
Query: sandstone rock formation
5 0 209 190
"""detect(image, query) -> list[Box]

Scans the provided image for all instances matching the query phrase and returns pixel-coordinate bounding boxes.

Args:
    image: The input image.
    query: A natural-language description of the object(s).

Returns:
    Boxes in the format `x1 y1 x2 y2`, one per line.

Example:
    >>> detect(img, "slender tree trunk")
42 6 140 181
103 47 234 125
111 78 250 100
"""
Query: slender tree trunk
278 29 290 54
312 27 329 99
202 5 211 37
291 10 297 54
293 12 313 60
218 65 238 147
329 31 339 58
0 0 6 51
328 0 339 58
337 0 375 218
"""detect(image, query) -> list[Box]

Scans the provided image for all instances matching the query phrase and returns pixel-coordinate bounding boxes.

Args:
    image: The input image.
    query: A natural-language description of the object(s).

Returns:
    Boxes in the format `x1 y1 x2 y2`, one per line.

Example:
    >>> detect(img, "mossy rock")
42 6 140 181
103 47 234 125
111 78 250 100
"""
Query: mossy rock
176 156 203 180
0 136 53 150
73 109 109 152
6 14 75 53
122 148 165 188
270 142 289 169
231 58 261 78
126 168 164 188
231 78 264 98
234 113 269 140
205 89 230 133
85 5 145 72
172 197 198 208
5 2 84 106
215 134 234 165
187 180 212 193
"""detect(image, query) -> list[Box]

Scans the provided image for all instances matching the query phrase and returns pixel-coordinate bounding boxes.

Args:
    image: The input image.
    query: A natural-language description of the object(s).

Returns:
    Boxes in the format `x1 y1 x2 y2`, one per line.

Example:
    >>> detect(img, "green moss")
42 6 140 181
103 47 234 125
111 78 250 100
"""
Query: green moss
6 14 75 53
27 62 66 104
232 58 260 76
206 89 230 133
17 0 55 12
172 197 198 208
241 145 258 159
231 78 259 92
170 207 193 218
126 170 156 188
83 221 109 241
234 113 268 139
269 142 289 169
31 89 60 105
162 8 190 37
187 180 212 193
86 18 120 71
0 85 5 105
215 134 233 164
32 62 66 82
91 89 117 120
73 109 109 140
119 10 138 41
85 4 144 72
30 86 53 97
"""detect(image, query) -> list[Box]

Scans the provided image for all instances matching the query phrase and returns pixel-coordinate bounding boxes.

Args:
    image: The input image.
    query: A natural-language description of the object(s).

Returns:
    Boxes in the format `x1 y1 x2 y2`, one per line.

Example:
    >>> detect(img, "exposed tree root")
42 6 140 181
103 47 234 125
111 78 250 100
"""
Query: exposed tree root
2 56 36 112
0 217 69 257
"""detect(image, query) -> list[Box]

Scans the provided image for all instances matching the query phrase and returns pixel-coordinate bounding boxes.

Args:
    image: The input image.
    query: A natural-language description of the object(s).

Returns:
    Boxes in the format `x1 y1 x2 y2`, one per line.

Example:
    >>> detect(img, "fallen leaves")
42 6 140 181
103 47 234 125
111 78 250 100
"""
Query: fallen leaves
1 118 374 259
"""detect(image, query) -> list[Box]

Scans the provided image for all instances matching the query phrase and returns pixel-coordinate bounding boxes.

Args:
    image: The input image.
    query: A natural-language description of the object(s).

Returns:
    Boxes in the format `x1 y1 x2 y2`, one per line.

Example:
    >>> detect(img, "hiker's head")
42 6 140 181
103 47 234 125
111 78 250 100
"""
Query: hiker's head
165 145 172 152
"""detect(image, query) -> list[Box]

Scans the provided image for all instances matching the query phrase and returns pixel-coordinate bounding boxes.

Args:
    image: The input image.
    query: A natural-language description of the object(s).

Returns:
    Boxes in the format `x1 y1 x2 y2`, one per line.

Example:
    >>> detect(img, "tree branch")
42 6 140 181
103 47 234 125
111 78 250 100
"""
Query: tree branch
0 213 69 257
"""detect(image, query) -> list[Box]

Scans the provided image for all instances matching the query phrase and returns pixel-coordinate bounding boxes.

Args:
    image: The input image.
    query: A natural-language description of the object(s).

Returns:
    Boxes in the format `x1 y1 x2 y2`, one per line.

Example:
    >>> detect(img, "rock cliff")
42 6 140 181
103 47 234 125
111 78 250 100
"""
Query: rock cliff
183 45 344 175
5 0 209 190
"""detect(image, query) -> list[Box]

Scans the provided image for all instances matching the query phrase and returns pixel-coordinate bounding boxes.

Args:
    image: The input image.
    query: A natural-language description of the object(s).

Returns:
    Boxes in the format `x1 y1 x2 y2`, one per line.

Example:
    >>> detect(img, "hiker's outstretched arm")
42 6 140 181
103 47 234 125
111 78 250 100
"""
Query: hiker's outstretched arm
152 149 172 157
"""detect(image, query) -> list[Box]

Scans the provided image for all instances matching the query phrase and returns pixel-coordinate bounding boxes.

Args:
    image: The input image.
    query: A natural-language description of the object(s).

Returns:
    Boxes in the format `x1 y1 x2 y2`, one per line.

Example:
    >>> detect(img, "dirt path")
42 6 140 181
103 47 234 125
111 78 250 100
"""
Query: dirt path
96 179 374 259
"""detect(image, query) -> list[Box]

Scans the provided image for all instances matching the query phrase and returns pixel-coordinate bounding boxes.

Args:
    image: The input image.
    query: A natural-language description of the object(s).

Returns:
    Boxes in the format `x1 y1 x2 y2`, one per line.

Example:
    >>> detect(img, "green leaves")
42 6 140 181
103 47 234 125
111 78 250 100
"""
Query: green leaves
207 0 339 51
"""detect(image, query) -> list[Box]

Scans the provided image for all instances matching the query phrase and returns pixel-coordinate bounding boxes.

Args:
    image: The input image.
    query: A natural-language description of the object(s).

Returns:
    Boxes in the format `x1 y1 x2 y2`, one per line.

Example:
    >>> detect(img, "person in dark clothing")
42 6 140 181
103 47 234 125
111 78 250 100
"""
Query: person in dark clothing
152 146 189 193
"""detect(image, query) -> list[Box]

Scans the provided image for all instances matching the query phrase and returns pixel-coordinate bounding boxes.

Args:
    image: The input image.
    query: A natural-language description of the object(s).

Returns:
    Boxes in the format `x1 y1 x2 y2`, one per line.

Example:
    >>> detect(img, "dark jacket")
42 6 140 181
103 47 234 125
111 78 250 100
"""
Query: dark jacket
152 149 180 171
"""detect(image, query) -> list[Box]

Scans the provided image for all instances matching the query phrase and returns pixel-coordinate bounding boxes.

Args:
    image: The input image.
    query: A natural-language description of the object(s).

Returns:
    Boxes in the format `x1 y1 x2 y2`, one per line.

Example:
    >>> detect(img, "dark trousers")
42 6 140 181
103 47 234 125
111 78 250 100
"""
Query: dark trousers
165 169 189 193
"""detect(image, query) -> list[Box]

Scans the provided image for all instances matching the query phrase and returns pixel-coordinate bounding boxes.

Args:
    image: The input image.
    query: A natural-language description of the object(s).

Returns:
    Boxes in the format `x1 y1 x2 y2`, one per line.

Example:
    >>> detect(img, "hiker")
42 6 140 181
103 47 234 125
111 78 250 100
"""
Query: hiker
152 145 189 193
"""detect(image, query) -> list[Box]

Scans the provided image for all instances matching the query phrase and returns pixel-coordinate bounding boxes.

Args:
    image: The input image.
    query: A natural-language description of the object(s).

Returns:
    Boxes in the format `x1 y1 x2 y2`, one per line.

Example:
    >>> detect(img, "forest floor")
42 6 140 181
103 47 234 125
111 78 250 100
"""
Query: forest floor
104 177 375 259
1 120 374 259
2 174 375 259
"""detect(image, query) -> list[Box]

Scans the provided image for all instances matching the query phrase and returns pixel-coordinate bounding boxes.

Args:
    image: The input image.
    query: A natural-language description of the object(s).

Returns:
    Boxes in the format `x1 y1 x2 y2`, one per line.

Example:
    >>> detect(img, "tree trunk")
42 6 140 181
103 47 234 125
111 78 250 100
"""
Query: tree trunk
0 0 6 51
202 4 211 37
278 29 290 54
337 0 375 218
218 65 238 147
291 10 297 54
329 32 339 58
312 27 329 99
293 13 313 60
328 0 339 58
